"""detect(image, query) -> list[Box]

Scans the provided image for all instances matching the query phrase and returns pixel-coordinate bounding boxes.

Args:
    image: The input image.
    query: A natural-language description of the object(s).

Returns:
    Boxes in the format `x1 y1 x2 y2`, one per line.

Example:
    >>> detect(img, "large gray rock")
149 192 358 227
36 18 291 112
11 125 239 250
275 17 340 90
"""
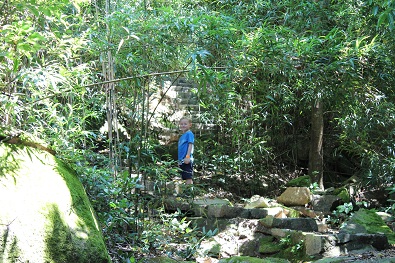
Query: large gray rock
336 233 389 251
311 194 341 213
0 144 110 263
207 205 244 218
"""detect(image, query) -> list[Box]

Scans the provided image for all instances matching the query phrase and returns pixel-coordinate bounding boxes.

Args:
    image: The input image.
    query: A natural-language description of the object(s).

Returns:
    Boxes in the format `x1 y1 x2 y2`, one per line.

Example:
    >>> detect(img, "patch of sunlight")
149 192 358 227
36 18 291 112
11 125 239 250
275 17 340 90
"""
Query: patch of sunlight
89 205 100 231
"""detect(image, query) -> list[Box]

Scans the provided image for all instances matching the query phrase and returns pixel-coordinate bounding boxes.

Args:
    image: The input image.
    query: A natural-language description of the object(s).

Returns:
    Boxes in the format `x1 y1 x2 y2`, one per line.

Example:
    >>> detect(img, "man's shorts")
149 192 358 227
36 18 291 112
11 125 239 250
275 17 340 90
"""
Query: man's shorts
179 162 193 180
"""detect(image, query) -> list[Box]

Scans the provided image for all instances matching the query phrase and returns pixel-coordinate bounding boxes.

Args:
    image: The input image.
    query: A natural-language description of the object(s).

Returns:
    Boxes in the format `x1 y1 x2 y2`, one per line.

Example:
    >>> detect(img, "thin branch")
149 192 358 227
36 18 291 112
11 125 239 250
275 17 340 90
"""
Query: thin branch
5 66 227 106
83 66 227 88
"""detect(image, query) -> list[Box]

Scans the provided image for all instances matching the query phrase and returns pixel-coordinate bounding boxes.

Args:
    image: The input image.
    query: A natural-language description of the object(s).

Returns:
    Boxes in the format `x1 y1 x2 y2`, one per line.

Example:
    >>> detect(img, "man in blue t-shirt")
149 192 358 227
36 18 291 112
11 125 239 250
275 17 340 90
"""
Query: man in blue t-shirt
178 117 194 184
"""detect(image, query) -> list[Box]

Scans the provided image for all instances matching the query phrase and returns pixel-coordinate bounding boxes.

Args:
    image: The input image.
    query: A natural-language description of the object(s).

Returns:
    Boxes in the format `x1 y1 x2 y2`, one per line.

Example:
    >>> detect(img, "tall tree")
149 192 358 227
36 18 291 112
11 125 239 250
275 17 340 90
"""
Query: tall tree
309 98 324 189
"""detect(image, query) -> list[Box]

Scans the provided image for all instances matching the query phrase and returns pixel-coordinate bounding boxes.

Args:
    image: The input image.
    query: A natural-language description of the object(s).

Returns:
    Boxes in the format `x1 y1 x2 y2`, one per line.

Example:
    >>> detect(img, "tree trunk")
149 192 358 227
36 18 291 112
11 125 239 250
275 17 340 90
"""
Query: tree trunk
309 98 324 189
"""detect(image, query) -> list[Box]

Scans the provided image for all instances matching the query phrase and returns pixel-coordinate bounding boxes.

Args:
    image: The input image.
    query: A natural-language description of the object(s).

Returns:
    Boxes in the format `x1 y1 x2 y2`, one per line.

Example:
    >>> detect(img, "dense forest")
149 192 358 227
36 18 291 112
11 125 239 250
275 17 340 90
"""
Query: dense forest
1 0 395 261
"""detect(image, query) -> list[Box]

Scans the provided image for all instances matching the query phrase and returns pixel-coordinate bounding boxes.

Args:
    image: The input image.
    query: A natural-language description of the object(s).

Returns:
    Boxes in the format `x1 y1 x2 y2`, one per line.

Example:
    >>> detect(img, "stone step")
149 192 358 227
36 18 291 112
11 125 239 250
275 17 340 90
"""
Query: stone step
179 104 201 111
172 85 197 92
172 78 196 87
164 87 197 98
161 99 200 110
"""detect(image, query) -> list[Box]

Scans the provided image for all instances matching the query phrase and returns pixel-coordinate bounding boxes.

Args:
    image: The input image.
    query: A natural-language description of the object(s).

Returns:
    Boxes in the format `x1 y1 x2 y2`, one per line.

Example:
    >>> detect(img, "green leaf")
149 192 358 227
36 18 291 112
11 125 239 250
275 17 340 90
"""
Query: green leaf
28 32 45 42
27 4 39 16
378 12 388 27
17 43 31 52
266 95 276 102
21 22 32 31
373 6 379 16
42 8 52 16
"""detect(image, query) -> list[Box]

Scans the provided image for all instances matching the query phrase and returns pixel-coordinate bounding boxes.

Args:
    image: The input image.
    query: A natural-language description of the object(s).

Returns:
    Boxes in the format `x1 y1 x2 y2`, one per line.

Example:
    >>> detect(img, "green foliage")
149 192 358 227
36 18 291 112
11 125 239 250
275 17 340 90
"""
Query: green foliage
278 235 305 262
326 202 354 228
279 235 304 254
1 0 95 154
73 147 213 262
333 187 351 203
309 182 321 194
286 175 311 187
326 201 368 228
384 184 395 215
279 235 292 248
369 0 395 30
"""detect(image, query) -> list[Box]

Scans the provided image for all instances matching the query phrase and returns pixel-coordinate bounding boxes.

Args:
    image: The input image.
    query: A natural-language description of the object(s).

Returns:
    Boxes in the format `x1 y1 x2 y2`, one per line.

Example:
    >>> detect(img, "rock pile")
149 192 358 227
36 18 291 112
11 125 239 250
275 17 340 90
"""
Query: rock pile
161 186 395 262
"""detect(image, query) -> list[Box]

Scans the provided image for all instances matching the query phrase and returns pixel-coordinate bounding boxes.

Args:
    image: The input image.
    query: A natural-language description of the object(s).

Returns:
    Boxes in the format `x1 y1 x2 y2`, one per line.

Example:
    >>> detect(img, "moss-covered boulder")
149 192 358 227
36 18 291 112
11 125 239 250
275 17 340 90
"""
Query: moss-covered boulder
341 208 395 245
0 144 110 263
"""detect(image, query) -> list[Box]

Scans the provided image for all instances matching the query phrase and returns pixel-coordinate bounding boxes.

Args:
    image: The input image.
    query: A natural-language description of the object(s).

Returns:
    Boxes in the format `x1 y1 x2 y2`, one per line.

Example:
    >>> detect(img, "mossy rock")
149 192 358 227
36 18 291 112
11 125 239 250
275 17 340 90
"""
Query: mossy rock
274 246 308 263
259 236 282 254
0 144 110 262
218 256 290 263
286 175 311 187
198 237 222 256
343 209 395 244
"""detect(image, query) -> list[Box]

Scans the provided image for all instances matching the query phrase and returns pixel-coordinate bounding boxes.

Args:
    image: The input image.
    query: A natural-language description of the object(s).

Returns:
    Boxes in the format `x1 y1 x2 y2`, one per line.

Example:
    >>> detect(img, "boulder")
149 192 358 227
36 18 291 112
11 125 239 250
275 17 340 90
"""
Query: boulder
277 187 311 206
0 144 110 263
336 233 389 251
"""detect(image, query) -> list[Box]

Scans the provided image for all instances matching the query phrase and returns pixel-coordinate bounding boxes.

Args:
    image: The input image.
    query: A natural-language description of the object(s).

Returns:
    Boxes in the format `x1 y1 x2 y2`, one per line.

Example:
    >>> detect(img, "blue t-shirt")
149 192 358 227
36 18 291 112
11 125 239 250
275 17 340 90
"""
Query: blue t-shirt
178 130 194 162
